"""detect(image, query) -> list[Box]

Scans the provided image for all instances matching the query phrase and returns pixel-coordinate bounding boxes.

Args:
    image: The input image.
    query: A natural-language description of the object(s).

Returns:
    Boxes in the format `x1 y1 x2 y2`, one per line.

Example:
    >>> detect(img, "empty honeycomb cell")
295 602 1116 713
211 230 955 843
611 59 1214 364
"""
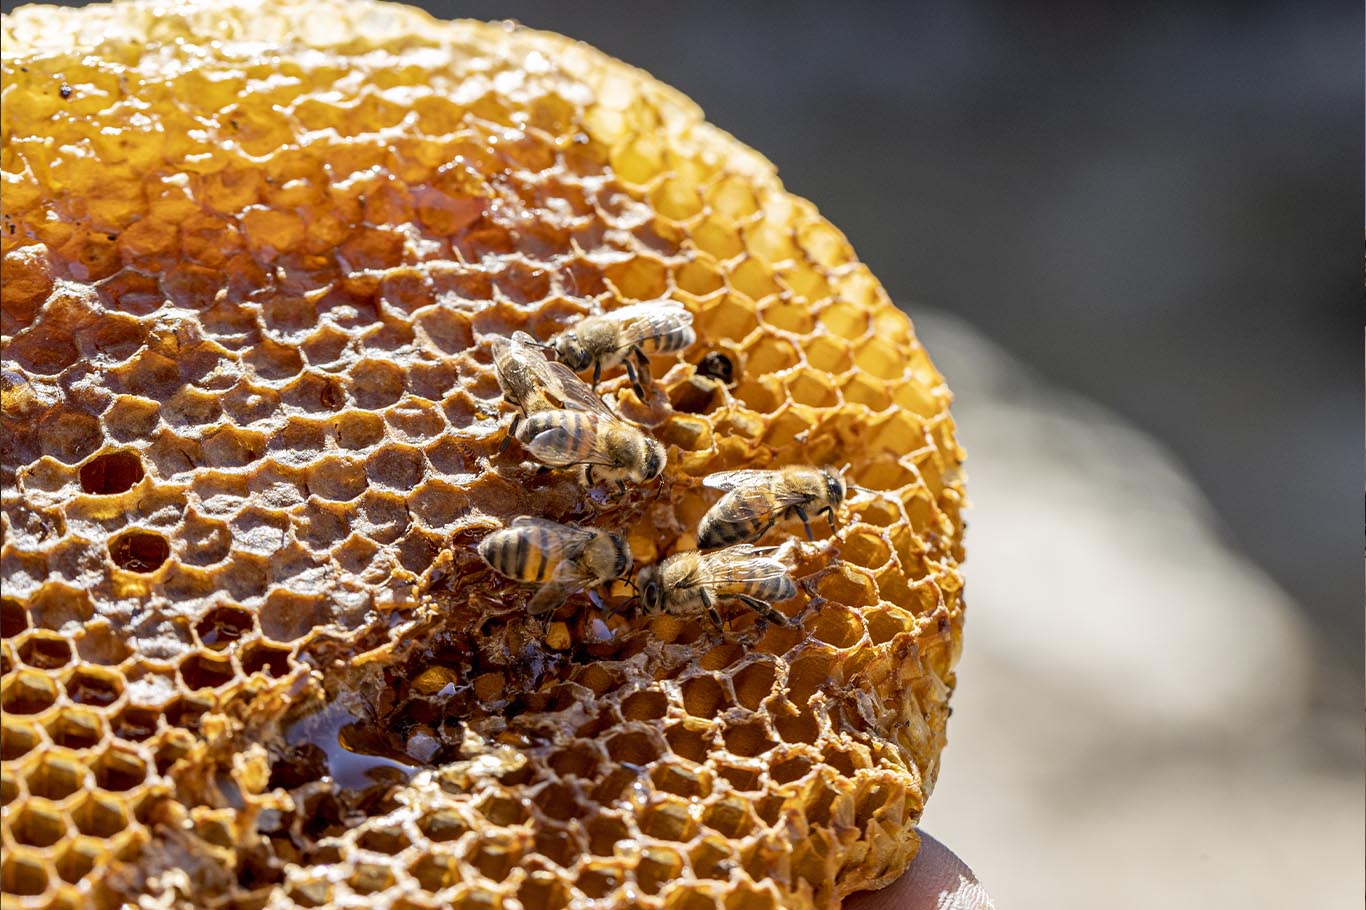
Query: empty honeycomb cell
677 674 727 719
409 853 460 893
108 529 171 573
785 370 839 409
178 653 235 691
731 662 777 712
818 301 870 340
240 642 291 678
11 801 70 848
721 722 777 759
25 752 89 802
605 730 664 766
1 771 21 807
17 633 73 670
77 449 144 495
620 689 670 722
91 747 149 793
1 720 44 762
71 791 129 839
864 608 913 646
1 599 28 638
109 706 160 743
194 606 255 649
3 670 59 715
43 709 104 751
54 840 101 886
1 850 51 898
854 337 910 383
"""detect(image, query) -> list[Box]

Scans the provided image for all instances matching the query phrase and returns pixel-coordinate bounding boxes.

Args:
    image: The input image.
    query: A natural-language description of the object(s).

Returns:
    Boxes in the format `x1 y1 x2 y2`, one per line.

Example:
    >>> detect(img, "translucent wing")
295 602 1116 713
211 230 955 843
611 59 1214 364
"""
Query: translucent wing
521 412 620 467
607 301 693 348
702 469 774 492
534 358 618 418
508 516 596 552
703 470 811 522
494 331 616 418
691 546 792 587
527 582 573 617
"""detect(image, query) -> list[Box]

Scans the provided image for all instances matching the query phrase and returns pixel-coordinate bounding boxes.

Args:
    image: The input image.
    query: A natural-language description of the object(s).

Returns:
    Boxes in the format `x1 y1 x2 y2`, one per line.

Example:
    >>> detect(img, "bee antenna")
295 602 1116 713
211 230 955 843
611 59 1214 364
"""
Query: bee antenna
848 483 888 499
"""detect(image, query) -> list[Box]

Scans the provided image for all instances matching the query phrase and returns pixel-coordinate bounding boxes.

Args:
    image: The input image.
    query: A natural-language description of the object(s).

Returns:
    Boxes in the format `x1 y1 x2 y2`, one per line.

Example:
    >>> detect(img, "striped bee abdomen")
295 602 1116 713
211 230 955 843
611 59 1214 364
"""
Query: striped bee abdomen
746 575 796 604
697 514 765 549
641 324 696 355
517 410 598 465
478 526 557 582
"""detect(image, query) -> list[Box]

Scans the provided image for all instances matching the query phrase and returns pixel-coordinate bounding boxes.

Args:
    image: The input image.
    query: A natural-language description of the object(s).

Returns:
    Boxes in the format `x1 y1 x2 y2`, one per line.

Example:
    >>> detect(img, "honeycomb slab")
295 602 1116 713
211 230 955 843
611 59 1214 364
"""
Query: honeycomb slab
0 1 967 907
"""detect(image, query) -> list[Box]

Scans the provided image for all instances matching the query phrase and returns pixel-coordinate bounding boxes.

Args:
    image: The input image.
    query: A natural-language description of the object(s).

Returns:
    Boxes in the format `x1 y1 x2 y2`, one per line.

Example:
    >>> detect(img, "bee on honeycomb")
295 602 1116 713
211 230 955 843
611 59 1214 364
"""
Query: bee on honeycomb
0 1 967 909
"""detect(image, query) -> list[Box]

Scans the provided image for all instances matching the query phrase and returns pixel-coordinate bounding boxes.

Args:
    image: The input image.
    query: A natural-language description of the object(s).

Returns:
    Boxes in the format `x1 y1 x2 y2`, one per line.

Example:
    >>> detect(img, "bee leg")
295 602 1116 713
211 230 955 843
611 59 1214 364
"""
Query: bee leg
700 587 724 629
499 414 521 453
623 357 645 400
592 361 602 389
616 481 627 497
823 506 839 533
528 584 569 618
736 594 789 626
792 506 815 541
585 465 597 486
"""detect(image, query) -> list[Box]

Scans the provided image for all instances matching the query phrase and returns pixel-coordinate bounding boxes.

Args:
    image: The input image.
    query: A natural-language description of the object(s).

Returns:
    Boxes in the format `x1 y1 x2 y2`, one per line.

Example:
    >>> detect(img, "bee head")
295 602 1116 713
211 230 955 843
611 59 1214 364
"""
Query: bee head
635 437 666 483
823 467 847 507
553 332 593 371
637 566 664 614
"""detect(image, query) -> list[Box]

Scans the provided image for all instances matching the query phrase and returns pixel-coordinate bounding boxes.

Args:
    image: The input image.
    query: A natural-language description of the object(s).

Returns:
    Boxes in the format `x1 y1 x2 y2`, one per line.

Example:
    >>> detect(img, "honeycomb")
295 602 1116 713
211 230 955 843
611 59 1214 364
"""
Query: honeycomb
0 1 967 907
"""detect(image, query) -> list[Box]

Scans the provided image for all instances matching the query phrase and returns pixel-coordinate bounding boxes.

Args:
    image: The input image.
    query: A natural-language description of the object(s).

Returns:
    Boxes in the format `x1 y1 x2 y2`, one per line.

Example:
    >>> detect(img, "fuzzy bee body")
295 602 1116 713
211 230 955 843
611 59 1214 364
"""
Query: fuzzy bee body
637 545 796 627
551 300 696 394
516 409 665 490
492 331 667 489
697 466 846 549
491 331 604 418
478 517 632 615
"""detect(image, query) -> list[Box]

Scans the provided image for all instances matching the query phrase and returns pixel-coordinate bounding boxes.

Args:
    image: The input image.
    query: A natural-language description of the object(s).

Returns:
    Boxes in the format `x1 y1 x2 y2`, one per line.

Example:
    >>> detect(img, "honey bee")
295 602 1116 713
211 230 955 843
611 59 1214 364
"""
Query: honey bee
478 517 632 616
515 407 665 492
696 466 846 549
492 330 609 422
550 299 696 395
636 544 796 627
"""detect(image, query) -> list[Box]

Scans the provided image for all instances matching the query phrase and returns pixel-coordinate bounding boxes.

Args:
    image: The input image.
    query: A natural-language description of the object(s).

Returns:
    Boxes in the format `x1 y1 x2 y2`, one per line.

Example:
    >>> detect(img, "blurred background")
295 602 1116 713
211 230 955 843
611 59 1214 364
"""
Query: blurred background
4 0 1358 905
423 1 1359 906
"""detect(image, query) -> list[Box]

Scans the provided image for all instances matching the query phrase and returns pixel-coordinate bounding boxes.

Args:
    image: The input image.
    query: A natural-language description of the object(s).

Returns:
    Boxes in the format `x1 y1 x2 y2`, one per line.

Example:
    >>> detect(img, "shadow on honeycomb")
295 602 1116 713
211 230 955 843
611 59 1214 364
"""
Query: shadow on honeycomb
0 1 965 908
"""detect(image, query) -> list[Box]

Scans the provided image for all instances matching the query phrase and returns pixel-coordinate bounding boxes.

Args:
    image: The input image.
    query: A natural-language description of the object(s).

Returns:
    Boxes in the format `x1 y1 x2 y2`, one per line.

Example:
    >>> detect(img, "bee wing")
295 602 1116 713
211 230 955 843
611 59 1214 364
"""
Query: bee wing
521 412 621 467
607 301 694 348
702 469 773 492
702 471 809 522
508 516 596 551
535 358 618 417
692 546 792 586
526 583 573 617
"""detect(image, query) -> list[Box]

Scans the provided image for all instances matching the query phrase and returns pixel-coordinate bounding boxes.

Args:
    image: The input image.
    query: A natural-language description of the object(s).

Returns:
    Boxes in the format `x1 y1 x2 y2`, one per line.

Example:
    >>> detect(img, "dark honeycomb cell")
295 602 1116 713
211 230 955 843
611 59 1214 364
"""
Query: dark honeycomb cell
108 530 171 573
0 2 966 909
77 450 144 495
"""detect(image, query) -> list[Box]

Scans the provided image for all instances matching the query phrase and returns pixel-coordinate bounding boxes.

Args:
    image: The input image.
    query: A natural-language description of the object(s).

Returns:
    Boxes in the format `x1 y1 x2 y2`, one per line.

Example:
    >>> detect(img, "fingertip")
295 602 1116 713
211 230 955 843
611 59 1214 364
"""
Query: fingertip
842 829 994 910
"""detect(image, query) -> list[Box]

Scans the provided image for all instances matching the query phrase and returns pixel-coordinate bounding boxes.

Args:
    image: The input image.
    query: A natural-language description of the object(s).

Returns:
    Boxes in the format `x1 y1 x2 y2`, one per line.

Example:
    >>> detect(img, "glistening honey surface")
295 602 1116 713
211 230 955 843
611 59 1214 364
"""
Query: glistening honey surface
0 1 966 908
